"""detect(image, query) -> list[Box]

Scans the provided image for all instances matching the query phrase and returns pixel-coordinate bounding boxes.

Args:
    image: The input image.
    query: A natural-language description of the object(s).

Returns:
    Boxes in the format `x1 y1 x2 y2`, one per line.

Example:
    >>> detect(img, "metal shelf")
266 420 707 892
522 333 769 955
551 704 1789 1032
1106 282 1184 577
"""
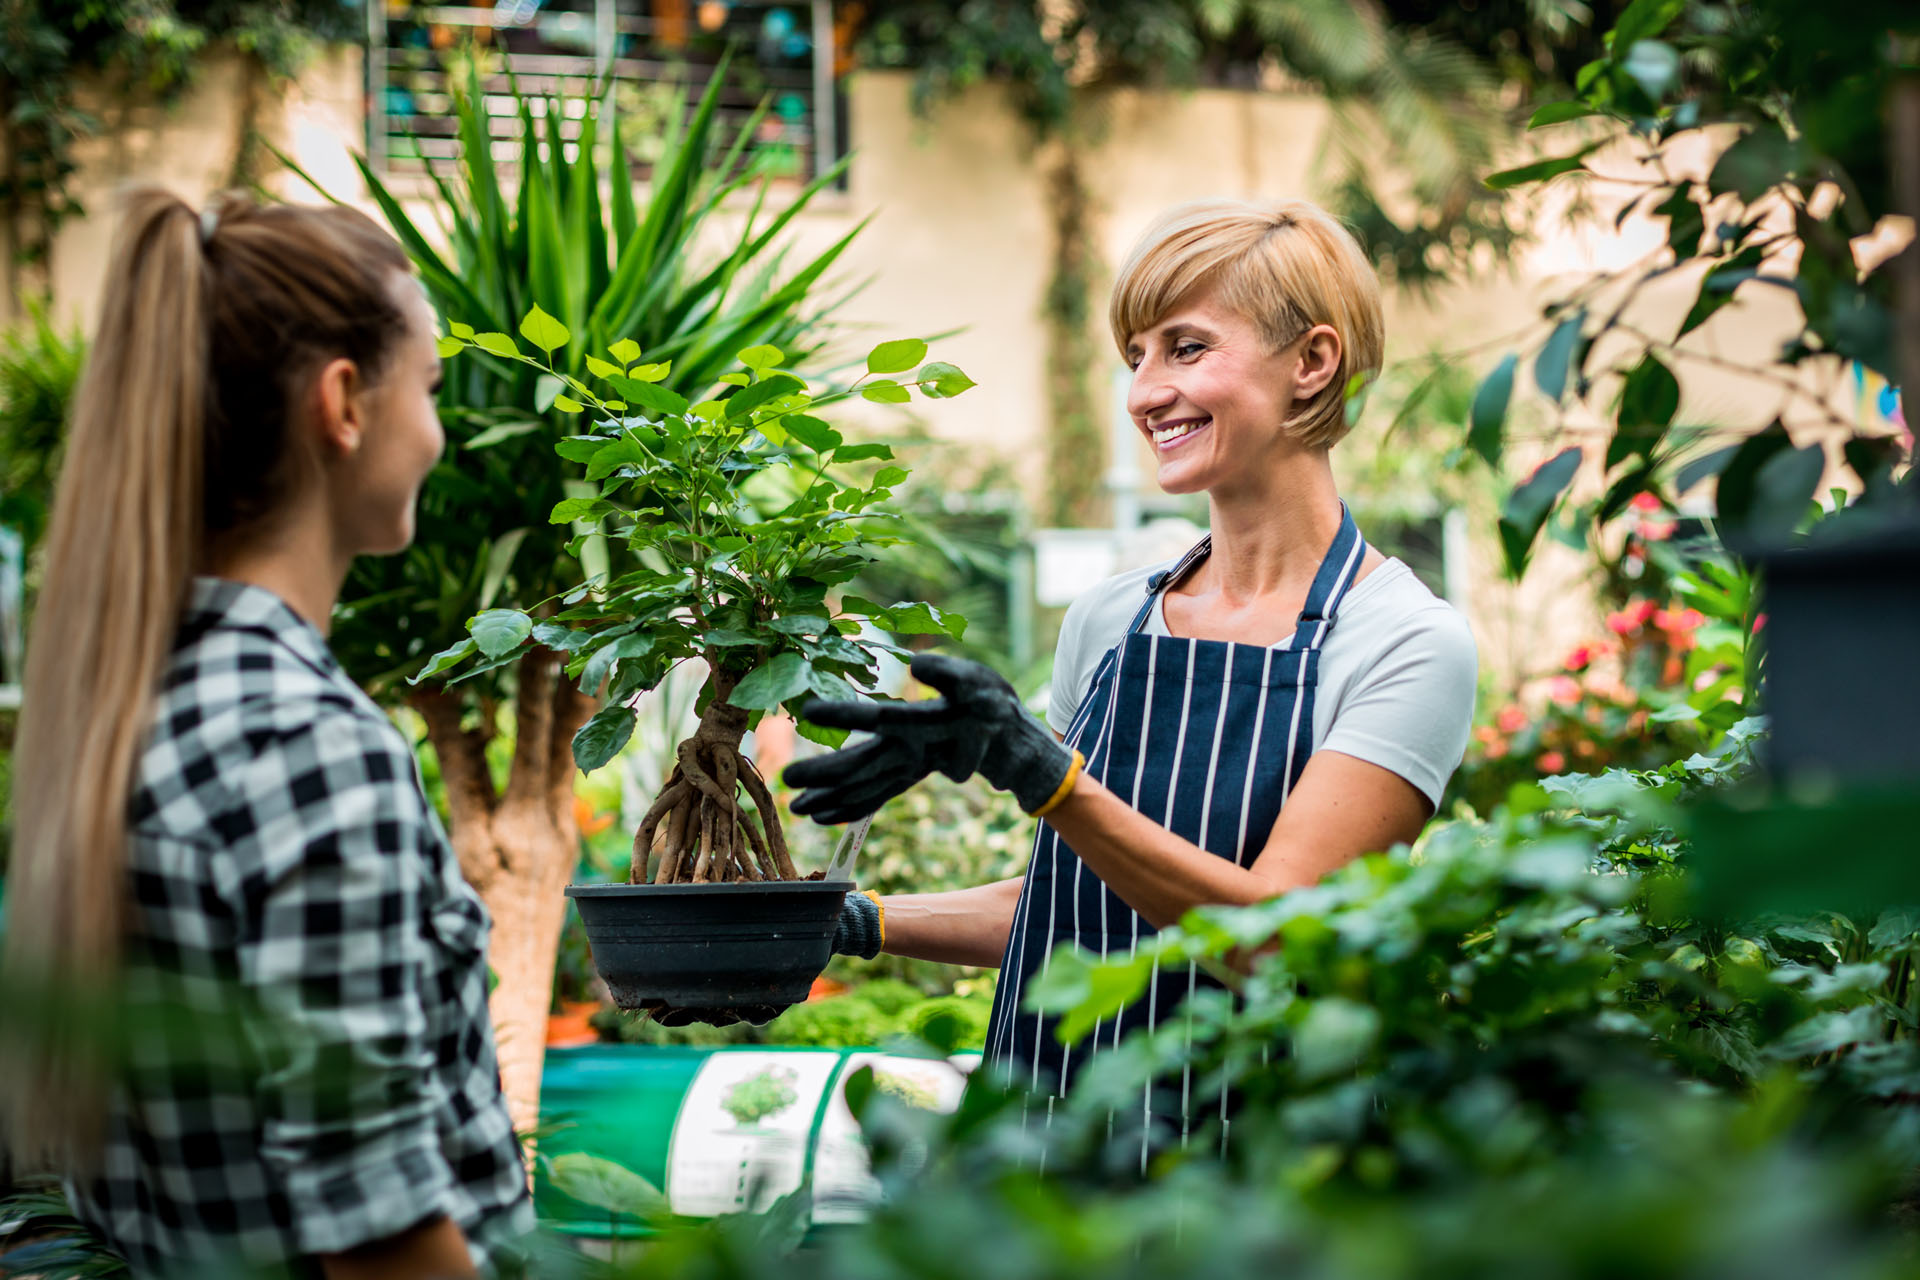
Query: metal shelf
367 0 841 187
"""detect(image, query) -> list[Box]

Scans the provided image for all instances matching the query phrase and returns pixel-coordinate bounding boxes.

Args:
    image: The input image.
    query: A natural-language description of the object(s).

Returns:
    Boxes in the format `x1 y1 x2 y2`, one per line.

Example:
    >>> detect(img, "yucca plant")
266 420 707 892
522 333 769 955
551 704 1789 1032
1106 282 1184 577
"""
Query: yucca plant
280 59 861 1130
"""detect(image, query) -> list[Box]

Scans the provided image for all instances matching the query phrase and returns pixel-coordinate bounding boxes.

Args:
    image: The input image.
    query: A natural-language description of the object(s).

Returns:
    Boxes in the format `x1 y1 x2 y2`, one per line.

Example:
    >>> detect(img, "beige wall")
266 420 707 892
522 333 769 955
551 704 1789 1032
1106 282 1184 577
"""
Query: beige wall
16 56 1872 691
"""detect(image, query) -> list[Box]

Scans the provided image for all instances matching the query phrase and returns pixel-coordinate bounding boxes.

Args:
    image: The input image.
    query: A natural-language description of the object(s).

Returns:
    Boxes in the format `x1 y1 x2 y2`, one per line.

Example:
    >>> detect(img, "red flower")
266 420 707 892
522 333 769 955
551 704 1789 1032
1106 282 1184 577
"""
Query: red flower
1496 704 1528 734
1752 612 1768 633
1536 750 1567 773
1630 492 1662 512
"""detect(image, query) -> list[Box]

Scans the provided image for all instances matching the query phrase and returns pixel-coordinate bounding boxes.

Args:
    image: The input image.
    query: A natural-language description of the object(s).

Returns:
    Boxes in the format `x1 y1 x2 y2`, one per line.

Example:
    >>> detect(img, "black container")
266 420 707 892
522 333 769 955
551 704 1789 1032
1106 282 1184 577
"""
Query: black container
1757 514 1920 787
565 880 852 1010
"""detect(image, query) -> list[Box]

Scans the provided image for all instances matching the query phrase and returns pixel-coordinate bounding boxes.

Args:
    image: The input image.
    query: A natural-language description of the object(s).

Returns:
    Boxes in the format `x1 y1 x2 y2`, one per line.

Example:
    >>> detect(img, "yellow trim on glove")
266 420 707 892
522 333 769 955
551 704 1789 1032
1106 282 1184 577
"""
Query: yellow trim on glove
1028 749 1085 818
862 889 885 950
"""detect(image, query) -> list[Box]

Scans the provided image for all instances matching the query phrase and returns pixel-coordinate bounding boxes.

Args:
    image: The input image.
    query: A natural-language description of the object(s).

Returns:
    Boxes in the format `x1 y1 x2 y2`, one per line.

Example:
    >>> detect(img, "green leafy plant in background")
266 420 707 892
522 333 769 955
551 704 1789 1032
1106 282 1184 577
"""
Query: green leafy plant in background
280 61 867 1131
426 316 974 884
1466 0 1916 580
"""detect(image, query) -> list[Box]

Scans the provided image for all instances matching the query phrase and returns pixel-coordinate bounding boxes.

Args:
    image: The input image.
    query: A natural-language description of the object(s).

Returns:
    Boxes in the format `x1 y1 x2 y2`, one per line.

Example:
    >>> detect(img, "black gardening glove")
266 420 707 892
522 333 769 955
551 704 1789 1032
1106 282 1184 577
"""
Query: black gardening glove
783 653 1082 826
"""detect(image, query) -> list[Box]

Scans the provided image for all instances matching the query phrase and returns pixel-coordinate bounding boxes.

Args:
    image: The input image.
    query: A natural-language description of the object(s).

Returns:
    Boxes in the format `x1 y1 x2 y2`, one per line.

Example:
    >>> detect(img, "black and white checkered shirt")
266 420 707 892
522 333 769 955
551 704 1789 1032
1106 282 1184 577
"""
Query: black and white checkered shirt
68 577 531 1278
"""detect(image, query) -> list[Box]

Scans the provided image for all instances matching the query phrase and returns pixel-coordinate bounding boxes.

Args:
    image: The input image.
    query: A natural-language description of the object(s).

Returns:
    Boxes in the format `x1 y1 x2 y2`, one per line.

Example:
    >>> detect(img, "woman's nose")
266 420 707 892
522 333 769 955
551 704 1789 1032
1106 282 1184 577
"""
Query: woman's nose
1126 364 1175 421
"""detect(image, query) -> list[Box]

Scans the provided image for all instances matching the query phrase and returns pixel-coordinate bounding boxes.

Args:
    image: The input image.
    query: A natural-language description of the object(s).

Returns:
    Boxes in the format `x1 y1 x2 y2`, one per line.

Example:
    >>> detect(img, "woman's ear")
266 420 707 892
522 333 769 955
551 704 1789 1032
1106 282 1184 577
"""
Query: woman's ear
310 356 365 458
1292 324 1344 402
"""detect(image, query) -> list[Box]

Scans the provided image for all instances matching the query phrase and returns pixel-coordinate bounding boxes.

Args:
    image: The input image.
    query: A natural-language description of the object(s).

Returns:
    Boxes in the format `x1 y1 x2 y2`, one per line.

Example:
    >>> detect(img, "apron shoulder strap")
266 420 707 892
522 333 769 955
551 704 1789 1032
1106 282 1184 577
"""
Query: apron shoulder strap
1130 534 1213 633
1287 503 1368 651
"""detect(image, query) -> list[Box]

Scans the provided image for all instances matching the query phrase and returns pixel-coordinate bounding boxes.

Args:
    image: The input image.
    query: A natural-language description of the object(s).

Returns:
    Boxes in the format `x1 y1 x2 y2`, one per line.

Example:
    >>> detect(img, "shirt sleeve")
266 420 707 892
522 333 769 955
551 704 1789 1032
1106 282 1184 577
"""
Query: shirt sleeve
1318 605 1480 810
223 711 460 1256
1047 593 1091 735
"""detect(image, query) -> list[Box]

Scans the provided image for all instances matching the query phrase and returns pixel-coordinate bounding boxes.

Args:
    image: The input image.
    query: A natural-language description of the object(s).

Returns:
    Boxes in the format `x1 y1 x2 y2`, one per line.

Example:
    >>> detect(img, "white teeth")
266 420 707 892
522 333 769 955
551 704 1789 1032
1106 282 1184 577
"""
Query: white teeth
1151 421 1203 444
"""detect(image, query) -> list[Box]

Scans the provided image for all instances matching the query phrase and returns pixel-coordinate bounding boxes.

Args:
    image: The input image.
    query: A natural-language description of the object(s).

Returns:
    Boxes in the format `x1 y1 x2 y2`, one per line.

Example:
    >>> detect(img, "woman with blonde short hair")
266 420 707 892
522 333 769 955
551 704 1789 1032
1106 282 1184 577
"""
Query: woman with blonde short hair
785 198 1478 1150
1 190 527 1278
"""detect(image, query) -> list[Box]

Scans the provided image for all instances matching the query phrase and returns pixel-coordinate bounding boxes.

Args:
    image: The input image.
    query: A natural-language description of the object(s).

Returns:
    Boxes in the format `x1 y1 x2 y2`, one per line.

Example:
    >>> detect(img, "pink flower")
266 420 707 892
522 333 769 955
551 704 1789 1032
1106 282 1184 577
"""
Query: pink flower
1496 704 1528 733
1752 612 1768 634
1536 751 1567 773
1630 492 1663 512
1547 675 1581 705
1637 518 1678 541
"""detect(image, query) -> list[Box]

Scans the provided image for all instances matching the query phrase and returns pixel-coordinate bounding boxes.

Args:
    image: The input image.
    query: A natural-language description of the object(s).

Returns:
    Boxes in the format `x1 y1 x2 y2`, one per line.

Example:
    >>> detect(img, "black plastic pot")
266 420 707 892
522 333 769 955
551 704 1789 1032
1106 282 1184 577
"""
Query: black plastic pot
1757 513 1920 787
565 880 852 1010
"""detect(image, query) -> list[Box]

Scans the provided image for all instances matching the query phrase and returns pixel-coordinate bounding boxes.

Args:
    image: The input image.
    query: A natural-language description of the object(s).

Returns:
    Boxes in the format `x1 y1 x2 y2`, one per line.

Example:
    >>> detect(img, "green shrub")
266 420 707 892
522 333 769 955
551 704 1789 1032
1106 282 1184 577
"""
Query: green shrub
848 978 924 1018
762 995 895 1048
898 994 990 1051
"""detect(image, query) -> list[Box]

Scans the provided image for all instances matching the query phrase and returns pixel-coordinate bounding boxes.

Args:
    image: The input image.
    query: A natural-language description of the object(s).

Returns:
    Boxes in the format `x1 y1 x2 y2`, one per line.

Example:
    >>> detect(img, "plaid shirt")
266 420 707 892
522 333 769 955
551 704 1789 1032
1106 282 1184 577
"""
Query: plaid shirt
69 578 531 1277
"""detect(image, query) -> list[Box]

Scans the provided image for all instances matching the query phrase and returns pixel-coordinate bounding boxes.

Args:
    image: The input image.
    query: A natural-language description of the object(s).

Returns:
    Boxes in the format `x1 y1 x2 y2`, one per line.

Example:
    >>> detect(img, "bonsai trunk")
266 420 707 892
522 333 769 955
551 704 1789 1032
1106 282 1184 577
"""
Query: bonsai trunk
411 650 595 1138
629 669 796 885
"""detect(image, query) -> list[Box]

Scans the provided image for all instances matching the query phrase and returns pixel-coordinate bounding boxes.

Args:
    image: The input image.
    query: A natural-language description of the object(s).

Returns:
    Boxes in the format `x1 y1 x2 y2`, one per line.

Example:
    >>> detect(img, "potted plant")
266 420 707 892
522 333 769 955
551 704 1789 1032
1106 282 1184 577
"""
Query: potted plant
422 308 974 1009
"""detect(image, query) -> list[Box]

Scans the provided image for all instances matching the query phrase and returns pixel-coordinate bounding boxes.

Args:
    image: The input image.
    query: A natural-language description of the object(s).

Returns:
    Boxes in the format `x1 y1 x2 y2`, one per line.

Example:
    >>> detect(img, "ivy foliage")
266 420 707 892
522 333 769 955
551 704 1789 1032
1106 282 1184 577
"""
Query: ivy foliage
0 1 352 265
851 0 1620 285
422 310 976 762
1467 0 1917 579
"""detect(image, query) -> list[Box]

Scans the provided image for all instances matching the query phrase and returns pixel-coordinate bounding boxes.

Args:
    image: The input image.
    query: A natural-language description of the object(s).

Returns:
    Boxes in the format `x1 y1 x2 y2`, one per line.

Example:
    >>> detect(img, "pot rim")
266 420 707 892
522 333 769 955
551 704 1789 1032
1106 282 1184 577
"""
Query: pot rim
565 880 854 897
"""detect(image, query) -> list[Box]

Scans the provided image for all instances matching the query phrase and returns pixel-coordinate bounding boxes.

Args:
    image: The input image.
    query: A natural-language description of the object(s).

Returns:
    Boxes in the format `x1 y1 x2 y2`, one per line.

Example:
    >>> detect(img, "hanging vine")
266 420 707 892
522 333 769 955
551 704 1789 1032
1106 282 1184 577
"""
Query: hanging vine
0 0 351 297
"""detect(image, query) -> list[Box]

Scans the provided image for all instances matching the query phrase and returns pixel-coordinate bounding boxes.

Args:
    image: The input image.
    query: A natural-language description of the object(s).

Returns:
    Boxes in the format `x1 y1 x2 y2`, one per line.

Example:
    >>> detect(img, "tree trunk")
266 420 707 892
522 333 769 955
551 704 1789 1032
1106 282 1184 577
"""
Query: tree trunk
1042 133 1109 528
412 650 595 1138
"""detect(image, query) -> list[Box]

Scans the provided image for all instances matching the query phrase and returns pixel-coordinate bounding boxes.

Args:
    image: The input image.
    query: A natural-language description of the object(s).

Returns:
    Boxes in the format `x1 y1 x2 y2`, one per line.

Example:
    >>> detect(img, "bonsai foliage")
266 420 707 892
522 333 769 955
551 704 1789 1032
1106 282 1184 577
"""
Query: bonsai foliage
422 307 976 886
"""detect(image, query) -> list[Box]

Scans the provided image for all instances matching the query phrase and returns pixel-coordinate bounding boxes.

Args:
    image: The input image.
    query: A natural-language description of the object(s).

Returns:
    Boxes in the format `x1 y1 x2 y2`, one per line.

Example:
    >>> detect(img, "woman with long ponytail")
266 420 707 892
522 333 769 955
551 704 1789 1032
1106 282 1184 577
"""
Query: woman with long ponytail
2 189 529 1278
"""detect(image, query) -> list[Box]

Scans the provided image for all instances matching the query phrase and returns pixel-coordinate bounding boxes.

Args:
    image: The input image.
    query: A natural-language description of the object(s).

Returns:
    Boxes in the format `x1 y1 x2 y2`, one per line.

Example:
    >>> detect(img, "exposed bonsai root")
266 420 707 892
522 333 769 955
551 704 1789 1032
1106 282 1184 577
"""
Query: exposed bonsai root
630 697 797 885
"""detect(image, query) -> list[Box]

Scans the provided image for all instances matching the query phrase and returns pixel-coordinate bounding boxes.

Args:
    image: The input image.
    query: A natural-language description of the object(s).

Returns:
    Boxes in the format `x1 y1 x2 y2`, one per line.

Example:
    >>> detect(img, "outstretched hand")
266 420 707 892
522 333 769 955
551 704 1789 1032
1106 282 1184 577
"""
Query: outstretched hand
783 653 1080 824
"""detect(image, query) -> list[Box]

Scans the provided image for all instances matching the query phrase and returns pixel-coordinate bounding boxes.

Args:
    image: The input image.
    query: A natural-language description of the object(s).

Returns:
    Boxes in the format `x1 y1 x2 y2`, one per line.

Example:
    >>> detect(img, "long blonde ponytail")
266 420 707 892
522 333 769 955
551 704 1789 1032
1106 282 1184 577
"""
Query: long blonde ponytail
2 187 413 1171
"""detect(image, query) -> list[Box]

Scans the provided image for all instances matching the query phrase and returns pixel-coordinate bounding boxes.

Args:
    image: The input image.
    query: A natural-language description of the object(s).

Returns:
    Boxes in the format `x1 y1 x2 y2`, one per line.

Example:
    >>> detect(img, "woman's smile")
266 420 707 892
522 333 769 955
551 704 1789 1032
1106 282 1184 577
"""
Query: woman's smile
1150 416 1212 450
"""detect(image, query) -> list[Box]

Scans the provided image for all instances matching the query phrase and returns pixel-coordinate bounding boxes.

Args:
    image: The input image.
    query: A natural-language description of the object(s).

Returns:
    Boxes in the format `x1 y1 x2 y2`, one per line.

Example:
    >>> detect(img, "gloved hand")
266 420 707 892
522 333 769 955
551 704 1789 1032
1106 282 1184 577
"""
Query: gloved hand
783 653 1083 825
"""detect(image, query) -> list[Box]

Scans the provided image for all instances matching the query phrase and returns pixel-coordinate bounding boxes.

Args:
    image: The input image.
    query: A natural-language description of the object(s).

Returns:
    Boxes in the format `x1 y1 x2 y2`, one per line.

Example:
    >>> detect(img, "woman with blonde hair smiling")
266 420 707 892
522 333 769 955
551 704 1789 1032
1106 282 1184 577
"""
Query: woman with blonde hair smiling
1 189 527 1277
787 197 1478 1155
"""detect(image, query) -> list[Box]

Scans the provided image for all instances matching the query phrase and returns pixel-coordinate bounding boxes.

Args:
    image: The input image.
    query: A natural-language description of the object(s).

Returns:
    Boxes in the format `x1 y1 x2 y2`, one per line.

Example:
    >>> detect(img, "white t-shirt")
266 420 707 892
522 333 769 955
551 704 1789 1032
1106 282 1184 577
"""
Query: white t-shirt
1047 557 1478 809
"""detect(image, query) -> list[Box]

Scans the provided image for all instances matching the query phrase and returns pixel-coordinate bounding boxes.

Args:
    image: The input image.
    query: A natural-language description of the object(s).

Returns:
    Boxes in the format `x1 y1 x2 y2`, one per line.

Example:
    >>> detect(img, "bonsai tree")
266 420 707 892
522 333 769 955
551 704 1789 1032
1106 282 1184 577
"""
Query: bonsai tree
421 308 976 886
283 63 862 1130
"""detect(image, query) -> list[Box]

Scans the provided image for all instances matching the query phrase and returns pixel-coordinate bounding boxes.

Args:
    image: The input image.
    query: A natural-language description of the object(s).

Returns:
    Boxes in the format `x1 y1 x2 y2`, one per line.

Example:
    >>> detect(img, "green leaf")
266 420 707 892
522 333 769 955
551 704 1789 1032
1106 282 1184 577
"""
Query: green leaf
572 704 637 773
862 380 912 405
462 419 542 451
1499 447 1583 578
409 637 477 685
548 1152 665 1219
436 336 465 358
916 361 976 398
473 332 520 359
835 442 894 463
783 414 843 454
1656 186 1704 258
1468 353 1516 467
878 600 966 640
534 373 566 413
738 343 785 369
1534 311 1585 404
1609 354 1680 469
551 496 615 524
585 435 652 482
700 628 762 647
1714 421 1792 527
1485 143 1600 190
770 614 831 636
729 652 813 710
532 621 594 652
1708 124 1802 203
552 395 585 414
478 527 529 610
448 321 475 339
1610 0 1684 51
874 465 910 488
469 608 533 659
867 338 928 375
725 373 808 421
1528 101 1594 128
520 304 570 353
585 355 623 380
1291 998 1381 1083
1744 443 1825 538
610 376 690 417
609 338 642 365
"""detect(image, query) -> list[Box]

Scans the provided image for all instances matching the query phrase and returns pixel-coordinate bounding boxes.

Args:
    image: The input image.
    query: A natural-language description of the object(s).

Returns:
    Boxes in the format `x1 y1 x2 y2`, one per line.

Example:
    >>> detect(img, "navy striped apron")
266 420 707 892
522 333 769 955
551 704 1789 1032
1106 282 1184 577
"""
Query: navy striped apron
984 505 1367 1151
